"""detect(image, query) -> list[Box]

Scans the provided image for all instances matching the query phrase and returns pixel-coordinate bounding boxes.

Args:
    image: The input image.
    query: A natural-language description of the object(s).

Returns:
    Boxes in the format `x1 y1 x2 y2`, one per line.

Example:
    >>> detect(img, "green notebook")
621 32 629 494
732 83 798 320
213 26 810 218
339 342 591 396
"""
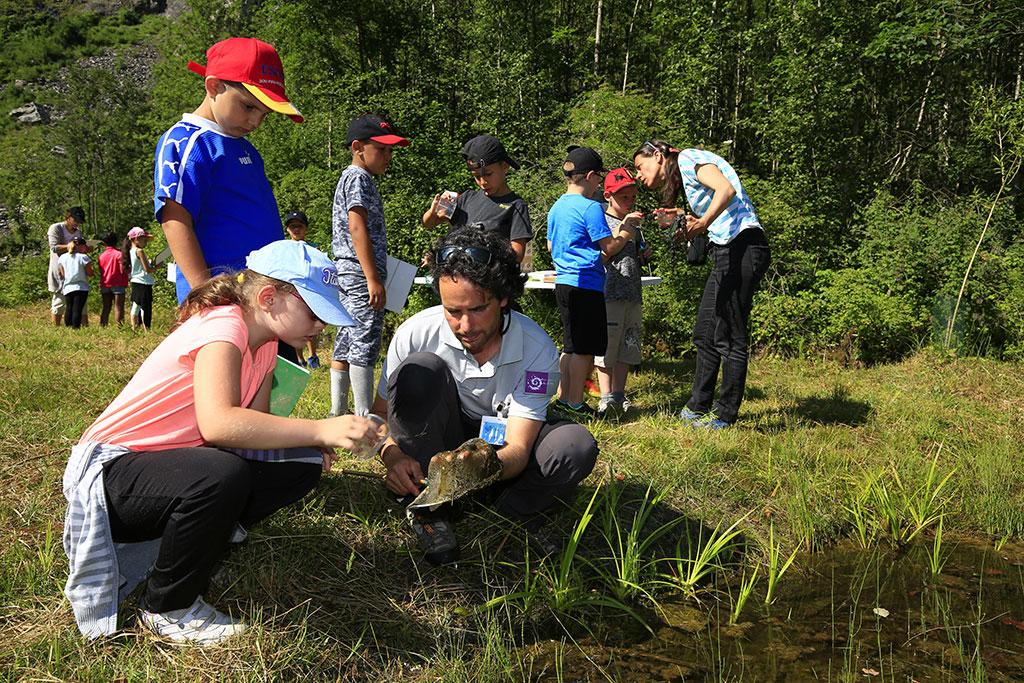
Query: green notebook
269 356 311 417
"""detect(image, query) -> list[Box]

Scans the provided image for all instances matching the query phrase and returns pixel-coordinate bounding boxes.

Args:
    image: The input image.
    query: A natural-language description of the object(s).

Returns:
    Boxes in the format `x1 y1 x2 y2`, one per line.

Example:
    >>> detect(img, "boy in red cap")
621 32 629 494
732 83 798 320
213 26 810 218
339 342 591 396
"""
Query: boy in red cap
595 167 648 417
153 37 303 305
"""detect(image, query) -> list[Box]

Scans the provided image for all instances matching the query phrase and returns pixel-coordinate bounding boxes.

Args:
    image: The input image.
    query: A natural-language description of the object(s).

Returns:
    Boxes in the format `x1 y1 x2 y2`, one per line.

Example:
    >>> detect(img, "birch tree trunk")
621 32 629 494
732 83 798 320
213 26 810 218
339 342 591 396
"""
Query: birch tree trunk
622 0 642 93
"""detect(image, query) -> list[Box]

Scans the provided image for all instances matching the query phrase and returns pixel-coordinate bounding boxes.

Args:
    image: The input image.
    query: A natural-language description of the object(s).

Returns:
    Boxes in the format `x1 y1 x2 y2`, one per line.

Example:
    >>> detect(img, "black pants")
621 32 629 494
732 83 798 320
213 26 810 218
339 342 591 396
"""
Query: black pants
102 448 320 613
64 290 88 328
387 352 599 524
686 229 771 424
131 283 153 329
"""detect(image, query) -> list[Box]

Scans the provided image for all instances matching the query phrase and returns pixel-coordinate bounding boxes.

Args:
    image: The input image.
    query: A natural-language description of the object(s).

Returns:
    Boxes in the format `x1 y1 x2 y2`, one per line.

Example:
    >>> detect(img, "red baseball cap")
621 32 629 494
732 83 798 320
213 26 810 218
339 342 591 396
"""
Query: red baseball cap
604 167 637 195
188 37 303 123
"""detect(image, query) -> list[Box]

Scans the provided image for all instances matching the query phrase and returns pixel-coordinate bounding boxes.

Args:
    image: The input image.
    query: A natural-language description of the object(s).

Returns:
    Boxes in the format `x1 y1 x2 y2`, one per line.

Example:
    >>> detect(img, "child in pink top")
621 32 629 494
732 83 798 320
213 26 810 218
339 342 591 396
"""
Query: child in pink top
64 240 384 645
97 231 129 326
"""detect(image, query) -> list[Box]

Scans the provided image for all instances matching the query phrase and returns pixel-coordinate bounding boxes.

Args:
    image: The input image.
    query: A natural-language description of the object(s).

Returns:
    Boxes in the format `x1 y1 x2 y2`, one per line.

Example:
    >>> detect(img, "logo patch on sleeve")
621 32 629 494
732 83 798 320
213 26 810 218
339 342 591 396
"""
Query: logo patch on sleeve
524 371 549 394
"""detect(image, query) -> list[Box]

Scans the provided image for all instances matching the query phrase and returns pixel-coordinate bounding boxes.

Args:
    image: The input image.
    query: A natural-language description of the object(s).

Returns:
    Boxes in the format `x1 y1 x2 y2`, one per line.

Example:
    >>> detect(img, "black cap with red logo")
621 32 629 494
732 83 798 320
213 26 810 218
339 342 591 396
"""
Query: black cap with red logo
346 114 410 146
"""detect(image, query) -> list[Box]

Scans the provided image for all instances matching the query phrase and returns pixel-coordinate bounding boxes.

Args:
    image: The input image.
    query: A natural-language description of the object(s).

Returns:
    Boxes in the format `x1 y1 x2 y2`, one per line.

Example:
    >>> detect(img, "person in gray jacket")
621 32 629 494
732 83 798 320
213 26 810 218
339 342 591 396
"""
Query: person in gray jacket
46 206 87 326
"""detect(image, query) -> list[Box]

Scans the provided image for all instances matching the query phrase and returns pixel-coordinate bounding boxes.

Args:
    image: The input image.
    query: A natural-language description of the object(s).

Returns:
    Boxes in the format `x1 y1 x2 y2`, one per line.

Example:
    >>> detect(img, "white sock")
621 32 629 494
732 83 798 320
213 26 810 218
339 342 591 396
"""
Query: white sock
330 368 350 416
349 363 375 417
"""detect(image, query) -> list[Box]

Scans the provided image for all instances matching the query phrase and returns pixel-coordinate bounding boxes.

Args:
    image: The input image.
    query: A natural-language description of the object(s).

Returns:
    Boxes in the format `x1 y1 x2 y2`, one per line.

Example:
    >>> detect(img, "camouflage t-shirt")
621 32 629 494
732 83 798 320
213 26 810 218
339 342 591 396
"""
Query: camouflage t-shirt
331 164 387 279
604 214 642 302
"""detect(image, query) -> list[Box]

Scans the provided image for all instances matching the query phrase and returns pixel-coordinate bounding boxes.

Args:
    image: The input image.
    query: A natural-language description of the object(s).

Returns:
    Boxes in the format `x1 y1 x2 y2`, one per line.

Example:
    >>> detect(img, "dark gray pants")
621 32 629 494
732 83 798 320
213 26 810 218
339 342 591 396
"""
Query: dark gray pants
387 352 598 525
686 228 771 424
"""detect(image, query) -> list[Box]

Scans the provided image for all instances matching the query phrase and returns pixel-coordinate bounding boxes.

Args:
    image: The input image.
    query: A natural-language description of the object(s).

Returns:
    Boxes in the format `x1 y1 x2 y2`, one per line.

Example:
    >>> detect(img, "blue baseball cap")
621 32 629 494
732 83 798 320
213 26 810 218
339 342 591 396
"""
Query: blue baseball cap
245 240 353 327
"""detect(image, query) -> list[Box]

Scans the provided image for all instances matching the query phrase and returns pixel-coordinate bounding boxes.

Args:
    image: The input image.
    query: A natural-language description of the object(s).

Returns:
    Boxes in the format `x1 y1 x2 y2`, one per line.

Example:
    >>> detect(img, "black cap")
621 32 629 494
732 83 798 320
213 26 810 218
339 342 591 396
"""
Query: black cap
461 135 520 170
284 210 308 226
562 146 606 176
346 113 410 146
70 235 87 245
68 206 86 223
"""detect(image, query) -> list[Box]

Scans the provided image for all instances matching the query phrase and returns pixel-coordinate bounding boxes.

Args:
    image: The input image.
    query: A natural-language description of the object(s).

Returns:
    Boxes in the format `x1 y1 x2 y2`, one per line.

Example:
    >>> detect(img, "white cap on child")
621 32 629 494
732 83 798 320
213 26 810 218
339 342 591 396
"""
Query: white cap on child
245 240 354 327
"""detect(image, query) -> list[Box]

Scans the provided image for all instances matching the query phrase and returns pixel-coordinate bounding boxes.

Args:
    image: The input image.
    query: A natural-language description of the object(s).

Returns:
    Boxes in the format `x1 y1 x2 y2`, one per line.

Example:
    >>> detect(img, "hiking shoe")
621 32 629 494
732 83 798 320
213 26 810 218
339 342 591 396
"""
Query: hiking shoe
228 523 248 544
307 355 321 370
679 407 703 423
138 596 247 645
551 400 598 422
690 411 731 430
409 513 459 565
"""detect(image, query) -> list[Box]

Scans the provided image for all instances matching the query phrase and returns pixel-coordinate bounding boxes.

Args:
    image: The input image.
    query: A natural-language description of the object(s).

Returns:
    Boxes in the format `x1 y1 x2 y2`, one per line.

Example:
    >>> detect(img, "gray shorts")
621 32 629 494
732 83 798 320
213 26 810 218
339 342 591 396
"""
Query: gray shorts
595 299 643 368
332 273 385 367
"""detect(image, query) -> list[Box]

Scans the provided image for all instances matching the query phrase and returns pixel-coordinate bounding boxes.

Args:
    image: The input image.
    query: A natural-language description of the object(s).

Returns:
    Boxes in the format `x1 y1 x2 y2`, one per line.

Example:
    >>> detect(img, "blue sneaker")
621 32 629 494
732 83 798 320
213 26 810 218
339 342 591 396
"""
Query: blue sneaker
307 355 321 370
691 412 731 430
679 407 703 423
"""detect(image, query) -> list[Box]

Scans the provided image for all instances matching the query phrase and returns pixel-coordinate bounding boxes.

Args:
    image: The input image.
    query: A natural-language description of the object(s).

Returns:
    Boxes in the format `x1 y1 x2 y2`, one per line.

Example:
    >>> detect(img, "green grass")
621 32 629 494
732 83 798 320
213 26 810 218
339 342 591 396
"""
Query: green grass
4 302 1024 679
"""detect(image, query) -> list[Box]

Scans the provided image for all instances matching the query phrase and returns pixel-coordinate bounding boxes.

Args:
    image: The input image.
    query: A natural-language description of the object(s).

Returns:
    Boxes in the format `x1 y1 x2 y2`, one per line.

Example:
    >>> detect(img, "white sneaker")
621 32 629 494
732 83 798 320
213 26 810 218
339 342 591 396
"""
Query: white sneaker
139 595 247 645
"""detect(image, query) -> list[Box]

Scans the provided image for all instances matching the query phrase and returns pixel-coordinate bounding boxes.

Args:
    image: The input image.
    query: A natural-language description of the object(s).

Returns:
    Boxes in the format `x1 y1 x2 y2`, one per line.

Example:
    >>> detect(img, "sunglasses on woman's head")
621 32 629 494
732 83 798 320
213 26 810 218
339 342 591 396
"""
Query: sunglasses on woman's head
436 245 493 266
639 140 662 155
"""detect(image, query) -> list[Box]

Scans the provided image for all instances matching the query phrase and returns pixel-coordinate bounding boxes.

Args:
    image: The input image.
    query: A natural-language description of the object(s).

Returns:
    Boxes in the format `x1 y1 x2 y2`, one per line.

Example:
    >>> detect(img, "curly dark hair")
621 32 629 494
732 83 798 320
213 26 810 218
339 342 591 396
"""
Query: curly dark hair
428 227 526 306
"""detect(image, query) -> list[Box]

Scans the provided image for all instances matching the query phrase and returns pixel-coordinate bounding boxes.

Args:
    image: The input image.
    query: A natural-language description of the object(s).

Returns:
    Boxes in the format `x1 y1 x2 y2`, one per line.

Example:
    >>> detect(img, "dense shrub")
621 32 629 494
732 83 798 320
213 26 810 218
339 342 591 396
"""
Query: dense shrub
0 254 49 308
751 268 926 365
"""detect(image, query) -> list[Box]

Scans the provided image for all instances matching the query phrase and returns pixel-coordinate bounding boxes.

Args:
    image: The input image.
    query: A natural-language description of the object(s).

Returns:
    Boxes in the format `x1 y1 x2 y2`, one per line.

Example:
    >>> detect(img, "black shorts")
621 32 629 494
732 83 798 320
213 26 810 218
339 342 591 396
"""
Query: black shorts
554 284 607 355
130 282 152 307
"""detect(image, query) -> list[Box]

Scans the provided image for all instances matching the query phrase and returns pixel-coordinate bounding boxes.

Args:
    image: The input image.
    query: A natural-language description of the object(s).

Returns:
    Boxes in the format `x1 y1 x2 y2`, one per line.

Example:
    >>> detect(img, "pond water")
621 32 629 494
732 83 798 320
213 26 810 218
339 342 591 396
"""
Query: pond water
526 537 1024 681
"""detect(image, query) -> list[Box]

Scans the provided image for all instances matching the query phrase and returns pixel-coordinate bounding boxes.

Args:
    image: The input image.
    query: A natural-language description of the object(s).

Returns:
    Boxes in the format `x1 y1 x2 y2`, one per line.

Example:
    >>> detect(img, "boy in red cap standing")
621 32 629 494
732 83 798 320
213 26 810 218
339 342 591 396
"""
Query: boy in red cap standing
153 37 303 305
595 168 648 417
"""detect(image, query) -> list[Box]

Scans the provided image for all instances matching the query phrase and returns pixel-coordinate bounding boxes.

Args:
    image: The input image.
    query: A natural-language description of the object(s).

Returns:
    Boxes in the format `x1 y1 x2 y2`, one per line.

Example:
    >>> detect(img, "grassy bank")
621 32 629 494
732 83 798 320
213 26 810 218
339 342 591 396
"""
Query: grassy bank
2 303 1023 680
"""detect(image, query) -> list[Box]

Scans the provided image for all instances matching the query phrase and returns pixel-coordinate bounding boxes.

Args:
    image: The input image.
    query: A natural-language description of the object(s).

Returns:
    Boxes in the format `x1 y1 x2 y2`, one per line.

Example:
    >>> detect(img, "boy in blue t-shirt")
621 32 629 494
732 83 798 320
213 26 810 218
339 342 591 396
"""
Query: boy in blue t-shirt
546 146 635 418
153 37 303 304
330 114 410 417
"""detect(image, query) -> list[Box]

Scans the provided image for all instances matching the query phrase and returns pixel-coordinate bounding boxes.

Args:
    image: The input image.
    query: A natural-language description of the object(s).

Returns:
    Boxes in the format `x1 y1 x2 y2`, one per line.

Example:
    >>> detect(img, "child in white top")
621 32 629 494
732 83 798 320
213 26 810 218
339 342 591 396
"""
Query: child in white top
123 227 156 330
57 237 93 329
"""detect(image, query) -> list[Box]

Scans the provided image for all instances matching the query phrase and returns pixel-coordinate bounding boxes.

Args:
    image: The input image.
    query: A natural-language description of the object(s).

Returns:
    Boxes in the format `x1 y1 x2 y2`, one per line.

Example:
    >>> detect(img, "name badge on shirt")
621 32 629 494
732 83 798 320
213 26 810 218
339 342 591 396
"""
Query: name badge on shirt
479 416 508 446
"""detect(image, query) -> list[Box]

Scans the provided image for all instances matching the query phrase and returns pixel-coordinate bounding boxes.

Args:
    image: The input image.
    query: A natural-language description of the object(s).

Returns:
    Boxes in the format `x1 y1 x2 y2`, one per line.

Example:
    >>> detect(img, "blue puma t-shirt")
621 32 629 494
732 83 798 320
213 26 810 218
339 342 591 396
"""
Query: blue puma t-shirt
153 113 282 303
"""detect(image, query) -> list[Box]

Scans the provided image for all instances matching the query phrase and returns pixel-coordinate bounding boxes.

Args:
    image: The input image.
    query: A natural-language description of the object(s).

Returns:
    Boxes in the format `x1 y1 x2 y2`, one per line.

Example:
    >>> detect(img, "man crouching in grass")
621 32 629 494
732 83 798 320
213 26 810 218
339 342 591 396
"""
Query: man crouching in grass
372 227 599 564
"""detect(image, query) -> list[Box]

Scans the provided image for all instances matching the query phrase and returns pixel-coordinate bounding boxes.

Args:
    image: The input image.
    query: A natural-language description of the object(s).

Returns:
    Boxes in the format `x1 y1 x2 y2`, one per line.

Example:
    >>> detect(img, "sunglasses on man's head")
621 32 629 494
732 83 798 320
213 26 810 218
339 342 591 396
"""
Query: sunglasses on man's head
436 245 493 266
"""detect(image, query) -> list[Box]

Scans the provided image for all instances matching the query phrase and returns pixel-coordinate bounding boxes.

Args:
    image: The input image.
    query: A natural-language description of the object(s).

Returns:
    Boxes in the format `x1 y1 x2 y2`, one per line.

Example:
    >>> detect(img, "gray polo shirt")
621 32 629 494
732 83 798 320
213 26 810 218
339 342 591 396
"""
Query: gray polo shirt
378 305 559 421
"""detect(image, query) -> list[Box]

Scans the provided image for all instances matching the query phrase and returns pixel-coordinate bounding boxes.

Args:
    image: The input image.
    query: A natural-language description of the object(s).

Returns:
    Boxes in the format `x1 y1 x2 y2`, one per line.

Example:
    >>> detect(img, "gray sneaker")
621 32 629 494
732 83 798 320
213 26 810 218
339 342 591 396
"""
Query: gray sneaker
597 398 626 419
408 512 459 565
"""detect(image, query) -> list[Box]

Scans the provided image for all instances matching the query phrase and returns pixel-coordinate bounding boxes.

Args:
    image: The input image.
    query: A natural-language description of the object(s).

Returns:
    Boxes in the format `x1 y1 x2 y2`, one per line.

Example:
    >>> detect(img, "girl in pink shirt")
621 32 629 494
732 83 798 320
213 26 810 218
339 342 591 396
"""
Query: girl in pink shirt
97 231 129 326
64 240 380 645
